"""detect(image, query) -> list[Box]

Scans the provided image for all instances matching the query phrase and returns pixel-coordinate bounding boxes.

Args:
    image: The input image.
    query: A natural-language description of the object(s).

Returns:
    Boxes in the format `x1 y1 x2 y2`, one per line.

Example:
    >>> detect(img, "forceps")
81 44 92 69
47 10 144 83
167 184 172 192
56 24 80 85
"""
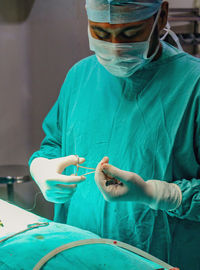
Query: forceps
0 222 49 243
75 156 121 186
75 155 96 176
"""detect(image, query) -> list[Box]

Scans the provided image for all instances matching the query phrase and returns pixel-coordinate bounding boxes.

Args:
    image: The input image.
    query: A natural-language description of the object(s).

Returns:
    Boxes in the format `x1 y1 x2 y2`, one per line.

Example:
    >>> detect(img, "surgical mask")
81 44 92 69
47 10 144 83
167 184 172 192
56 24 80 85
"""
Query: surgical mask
88 8 161 78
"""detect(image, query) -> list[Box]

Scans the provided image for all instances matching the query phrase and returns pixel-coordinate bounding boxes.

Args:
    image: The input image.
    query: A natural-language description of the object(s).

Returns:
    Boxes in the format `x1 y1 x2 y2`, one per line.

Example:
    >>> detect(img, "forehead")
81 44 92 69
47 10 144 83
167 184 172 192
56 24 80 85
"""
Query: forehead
88 17 153 30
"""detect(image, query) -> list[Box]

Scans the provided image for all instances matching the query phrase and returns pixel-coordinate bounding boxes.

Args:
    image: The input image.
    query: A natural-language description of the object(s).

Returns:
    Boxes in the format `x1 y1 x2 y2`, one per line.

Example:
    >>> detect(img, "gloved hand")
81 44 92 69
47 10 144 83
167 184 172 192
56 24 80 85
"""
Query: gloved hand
95 157 182 211
30 155 86 203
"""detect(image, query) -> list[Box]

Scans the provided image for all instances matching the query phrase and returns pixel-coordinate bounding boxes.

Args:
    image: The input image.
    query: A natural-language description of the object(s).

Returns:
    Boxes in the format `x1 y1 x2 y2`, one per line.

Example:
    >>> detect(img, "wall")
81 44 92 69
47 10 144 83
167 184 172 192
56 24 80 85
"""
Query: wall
168 0 196 8
28 0 89 153
0 7 33 212
0 0 89 219
28 0 90 219
0 23 30 165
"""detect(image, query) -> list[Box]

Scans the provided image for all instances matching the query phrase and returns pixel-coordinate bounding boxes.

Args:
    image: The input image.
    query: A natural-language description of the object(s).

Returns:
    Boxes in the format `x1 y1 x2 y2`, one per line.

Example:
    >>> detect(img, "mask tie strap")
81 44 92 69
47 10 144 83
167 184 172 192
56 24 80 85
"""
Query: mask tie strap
144 7 162 58
161 22 183 51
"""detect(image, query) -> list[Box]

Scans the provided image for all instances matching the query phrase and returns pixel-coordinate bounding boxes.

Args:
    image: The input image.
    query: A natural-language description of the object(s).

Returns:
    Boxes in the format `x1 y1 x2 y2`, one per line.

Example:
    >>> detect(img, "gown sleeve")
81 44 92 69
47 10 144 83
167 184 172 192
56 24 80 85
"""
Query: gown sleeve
167 95 200 222
28 70 72 166
168 178 200 222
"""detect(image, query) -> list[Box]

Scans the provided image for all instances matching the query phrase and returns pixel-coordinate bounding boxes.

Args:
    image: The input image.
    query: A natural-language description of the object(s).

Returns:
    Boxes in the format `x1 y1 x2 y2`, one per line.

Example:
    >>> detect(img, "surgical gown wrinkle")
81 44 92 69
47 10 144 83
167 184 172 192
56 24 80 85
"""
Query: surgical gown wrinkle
29 42 200 269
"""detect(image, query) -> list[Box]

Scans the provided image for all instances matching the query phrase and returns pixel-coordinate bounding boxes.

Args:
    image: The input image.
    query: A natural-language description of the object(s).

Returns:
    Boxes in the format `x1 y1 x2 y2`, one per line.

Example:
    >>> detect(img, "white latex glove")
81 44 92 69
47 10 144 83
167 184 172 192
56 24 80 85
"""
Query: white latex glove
95 157 182 211
95 157 151 203
30 155 86 203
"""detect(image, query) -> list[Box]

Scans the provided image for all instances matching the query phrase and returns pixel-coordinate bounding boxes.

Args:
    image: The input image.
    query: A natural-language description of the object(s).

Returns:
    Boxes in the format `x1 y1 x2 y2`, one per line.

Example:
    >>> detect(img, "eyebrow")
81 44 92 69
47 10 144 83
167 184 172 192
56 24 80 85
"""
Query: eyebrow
91 26 110 34
91 24 145 34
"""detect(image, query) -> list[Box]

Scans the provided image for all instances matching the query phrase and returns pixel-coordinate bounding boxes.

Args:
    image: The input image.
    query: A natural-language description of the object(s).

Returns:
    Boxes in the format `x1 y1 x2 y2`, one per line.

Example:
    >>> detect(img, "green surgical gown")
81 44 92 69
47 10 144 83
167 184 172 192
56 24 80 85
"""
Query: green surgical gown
29 41 200 270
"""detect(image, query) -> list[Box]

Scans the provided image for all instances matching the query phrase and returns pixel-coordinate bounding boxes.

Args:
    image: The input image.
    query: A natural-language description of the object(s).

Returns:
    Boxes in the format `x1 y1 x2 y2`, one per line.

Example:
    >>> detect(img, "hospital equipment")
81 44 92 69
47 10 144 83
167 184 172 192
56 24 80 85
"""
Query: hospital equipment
168 8 200 56
75 155 96 176
0 222 49 243
0 165 31 202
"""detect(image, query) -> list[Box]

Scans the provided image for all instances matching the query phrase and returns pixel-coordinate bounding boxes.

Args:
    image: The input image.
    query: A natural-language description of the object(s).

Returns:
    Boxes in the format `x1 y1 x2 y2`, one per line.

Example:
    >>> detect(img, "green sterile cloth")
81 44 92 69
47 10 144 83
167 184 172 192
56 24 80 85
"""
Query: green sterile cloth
0 200 169 270
29 41 200 270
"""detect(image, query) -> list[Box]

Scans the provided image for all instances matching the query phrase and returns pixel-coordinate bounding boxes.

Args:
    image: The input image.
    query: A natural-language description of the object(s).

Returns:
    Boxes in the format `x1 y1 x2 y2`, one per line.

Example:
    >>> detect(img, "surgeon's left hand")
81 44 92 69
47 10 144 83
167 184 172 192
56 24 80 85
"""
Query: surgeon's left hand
95 157 182 211
95 157 151 203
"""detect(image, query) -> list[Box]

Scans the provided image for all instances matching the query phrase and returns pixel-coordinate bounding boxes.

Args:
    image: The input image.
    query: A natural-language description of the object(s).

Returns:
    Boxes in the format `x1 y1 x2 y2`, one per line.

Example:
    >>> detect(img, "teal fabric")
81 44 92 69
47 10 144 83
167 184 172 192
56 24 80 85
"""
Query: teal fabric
29 41 200 270
1 221 167 269
86 0 162 24
0 200 170 269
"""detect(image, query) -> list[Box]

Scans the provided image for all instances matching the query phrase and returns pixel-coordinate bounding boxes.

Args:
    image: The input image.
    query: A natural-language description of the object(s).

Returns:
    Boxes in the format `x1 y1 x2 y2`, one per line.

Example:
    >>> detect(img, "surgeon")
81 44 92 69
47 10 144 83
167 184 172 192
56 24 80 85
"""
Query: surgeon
29 1 200 269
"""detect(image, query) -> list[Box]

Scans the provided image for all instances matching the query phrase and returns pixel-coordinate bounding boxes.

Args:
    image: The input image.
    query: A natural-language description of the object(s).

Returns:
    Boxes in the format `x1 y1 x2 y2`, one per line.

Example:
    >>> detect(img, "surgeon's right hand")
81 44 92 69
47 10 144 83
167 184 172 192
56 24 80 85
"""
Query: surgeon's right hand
30 155 86 203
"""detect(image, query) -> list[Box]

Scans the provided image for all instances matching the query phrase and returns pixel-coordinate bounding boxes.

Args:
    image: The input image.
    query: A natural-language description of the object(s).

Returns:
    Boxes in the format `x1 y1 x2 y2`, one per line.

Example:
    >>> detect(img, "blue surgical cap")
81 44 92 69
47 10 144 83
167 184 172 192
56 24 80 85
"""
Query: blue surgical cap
86 0 163 24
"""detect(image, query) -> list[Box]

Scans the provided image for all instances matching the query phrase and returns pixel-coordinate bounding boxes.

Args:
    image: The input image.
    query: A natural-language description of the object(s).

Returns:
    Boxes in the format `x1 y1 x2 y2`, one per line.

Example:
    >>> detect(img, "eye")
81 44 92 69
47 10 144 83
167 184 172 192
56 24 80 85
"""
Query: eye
123 29 137 38
92 28 110 40
121 24 145 39
96 31 110 39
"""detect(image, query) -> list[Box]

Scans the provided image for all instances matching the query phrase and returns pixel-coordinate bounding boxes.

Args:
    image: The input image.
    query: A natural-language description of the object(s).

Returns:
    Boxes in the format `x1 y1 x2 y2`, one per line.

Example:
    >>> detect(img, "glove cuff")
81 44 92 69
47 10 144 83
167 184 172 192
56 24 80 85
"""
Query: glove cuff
146 180 182 211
